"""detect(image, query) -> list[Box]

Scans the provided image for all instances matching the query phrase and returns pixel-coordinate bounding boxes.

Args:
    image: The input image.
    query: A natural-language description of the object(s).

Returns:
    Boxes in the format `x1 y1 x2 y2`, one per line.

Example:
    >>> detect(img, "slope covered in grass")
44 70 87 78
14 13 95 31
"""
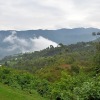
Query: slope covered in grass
0 83 47 100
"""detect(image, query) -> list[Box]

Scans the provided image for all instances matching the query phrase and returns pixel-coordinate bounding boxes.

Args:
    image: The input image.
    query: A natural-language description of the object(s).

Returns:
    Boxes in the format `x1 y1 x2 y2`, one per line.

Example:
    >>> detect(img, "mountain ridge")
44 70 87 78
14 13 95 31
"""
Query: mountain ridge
0 27 100 59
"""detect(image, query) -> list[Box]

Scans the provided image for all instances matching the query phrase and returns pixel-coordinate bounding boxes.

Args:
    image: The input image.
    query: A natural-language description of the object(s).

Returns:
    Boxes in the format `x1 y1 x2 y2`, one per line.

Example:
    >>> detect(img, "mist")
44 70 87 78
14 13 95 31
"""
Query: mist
0 31 58 58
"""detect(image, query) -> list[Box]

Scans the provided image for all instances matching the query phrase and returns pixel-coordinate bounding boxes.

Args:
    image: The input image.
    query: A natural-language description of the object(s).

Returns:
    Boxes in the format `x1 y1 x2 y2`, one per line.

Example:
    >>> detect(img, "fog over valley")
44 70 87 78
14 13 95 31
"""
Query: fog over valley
0 28 100 59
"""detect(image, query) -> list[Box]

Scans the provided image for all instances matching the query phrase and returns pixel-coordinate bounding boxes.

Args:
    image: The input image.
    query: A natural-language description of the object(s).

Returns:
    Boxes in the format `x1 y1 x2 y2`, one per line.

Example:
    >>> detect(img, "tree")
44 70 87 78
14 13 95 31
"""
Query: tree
92 32 100 74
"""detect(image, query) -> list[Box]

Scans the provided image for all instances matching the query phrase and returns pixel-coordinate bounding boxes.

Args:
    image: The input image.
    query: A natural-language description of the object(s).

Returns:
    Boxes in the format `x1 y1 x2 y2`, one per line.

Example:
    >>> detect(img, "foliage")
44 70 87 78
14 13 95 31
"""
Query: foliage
0 40 100 99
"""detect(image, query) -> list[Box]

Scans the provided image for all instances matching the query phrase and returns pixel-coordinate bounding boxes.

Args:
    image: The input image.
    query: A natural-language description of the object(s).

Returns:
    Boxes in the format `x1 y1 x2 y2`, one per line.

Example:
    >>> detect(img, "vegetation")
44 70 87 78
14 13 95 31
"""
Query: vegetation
0 36 100 100
0 83 46 100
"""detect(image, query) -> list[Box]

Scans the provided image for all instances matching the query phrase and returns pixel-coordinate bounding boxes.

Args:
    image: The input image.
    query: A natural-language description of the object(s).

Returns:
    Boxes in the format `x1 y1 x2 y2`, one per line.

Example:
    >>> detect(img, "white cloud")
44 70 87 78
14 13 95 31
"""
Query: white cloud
0 0 100 30
30 36 57 51
3 31 58 53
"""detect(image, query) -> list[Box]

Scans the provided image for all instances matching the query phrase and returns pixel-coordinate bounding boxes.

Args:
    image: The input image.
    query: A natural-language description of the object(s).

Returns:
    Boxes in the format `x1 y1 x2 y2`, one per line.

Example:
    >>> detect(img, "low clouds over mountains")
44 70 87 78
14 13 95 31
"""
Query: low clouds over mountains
0 28 100 59
0 31 57 59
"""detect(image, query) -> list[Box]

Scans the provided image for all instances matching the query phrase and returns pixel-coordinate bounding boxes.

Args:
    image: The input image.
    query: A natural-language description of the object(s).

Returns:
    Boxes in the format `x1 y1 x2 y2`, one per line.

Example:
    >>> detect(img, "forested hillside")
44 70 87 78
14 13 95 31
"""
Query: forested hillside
0 41 95 74
0 37 100 100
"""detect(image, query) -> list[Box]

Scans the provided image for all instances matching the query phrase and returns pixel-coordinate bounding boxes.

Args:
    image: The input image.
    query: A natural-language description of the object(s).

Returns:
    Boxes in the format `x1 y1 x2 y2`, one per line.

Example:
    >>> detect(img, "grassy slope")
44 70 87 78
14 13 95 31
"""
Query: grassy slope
0 83 47 100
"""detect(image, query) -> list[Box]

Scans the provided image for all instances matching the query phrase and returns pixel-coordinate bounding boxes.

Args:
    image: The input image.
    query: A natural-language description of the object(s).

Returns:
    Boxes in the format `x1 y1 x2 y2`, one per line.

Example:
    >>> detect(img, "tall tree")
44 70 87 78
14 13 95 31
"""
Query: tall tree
92 32 100 74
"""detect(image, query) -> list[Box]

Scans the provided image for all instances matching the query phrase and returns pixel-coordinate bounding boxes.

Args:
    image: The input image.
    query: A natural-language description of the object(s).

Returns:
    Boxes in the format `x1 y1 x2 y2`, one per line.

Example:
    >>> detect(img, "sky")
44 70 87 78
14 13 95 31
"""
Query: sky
0 0 100 30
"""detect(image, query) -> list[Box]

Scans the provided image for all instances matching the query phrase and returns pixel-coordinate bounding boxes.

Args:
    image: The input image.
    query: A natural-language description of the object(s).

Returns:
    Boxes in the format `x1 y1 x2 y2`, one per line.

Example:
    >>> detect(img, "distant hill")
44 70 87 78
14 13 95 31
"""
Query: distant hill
0 28 100 59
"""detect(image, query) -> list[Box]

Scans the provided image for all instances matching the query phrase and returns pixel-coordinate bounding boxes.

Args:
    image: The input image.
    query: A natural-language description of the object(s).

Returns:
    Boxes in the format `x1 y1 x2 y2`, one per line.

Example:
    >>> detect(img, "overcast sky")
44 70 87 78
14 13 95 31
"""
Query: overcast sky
0 0 100 30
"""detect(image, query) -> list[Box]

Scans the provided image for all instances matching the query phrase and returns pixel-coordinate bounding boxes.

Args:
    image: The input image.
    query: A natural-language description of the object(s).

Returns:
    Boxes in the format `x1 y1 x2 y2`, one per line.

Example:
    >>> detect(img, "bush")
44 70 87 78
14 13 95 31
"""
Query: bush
71 64 80 74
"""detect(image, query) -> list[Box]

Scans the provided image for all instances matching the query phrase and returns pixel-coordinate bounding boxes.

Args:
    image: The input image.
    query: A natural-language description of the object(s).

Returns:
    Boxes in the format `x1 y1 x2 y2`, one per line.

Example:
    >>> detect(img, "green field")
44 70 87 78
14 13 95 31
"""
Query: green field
0 83 47 100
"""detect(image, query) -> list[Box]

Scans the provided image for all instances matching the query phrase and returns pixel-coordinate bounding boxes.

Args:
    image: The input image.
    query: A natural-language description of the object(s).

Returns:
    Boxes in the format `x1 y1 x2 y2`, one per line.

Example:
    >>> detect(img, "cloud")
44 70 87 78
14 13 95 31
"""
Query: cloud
3 31 58 53
0 0 100 30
